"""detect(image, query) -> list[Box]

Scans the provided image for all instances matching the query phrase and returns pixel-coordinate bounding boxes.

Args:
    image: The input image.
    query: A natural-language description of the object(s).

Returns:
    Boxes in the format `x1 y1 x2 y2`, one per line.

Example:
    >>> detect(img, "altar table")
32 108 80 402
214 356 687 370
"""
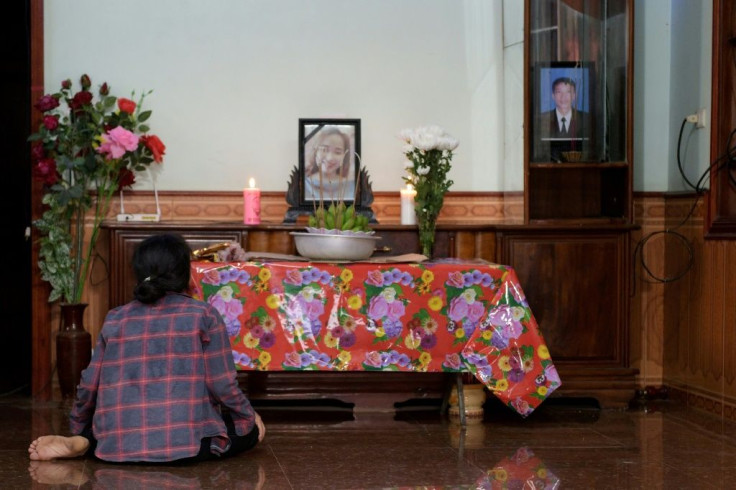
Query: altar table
190 259 561 417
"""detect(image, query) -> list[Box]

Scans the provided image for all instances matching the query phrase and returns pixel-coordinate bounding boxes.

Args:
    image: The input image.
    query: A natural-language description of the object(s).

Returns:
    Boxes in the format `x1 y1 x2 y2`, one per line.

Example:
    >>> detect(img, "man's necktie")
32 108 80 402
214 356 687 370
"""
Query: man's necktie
561 117 567 134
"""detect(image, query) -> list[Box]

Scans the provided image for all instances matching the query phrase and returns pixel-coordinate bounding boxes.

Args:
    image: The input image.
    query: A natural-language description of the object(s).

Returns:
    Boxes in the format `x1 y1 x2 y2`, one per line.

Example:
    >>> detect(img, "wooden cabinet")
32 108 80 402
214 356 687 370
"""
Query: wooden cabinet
516 0 637 407
497 226 637 407
104 222 497 307
525 0 633 224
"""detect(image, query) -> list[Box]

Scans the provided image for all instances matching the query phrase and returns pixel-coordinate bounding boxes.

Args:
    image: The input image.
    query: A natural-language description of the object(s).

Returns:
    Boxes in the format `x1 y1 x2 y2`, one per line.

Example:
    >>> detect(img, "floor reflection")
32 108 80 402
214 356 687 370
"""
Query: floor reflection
28 459 266 489
477 447 560 489
5 395 736 489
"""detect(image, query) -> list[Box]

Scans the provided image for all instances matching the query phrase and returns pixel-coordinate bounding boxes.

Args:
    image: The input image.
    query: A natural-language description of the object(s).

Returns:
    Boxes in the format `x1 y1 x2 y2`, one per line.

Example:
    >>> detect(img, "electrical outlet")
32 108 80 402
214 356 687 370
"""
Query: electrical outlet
697 108 707 129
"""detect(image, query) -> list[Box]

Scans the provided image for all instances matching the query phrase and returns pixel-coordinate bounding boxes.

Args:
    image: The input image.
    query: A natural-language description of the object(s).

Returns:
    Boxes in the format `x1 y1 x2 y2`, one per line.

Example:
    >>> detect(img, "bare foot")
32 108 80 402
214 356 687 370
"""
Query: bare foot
28 435 89 461
28 460 89 485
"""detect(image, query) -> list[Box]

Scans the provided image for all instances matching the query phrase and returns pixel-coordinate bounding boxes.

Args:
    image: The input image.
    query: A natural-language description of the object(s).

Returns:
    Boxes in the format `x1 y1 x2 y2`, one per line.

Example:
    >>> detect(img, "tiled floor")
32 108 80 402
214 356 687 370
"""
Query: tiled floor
2 392 736 489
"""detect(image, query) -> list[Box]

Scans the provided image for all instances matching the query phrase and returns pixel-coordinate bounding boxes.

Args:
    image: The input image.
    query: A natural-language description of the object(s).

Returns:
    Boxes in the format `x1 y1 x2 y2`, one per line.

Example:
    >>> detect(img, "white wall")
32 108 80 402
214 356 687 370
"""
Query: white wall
634 0 712 193
45 0 713 194
668 0 712 192
45 0 507 193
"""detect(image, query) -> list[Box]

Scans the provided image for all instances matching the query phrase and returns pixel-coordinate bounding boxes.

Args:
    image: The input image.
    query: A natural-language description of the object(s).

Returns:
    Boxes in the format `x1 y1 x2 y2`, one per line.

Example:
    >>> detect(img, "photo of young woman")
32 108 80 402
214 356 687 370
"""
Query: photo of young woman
301 122 359 203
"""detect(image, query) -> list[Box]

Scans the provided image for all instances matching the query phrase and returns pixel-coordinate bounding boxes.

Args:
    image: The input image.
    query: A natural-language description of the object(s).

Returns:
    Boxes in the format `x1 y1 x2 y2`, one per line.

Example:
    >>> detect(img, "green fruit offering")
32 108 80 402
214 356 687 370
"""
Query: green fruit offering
309 203 372 232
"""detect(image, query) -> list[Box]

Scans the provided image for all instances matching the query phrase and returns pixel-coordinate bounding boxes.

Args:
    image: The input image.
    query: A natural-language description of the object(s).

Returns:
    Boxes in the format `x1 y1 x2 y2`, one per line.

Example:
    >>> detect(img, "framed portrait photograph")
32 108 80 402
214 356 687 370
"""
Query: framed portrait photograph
531 61 596 163
298 118 361 206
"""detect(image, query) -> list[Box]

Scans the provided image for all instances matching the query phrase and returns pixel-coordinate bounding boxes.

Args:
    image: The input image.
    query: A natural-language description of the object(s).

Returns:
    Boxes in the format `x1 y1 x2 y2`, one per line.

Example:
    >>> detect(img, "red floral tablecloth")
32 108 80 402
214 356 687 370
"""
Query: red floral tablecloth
190 259 561 417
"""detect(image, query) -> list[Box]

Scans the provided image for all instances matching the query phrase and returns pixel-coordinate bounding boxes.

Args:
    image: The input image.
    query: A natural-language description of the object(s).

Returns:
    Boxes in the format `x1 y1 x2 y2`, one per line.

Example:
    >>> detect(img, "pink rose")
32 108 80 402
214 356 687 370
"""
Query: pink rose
284 296 305 320
283 352 301 368
511 397 531 416
466 301 485 322
446 271 465 288
386 300 405 321
365 270 384 287
202 269 221 285
284 269 303 285
501 321 523 340
545 364 561 385
367 296 388 320
208 294 226 313
364 351 383 368
223 298 244 321
448 296 469 322
97 126 139 159
488 305 512 327
443 353 462 370
304 299 324 321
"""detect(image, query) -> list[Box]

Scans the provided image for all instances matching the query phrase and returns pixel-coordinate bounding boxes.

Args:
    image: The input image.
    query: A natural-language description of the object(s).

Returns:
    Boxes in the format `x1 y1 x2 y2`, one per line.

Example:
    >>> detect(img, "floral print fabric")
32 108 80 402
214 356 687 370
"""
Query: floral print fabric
191 260 561 417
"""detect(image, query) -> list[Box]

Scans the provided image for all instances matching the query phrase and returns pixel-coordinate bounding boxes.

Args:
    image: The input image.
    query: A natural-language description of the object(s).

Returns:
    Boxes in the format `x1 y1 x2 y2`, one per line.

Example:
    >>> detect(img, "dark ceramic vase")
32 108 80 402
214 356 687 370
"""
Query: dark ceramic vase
56 303 91 398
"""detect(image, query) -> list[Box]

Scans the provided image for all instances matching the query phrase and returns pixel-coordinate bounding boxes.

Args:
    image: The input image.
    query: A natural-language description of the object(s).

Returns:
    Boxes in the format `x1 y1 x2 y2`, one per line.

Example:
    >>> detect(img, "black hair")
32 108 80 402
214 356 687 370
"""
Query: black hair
552 77 576 92
132 233 192 304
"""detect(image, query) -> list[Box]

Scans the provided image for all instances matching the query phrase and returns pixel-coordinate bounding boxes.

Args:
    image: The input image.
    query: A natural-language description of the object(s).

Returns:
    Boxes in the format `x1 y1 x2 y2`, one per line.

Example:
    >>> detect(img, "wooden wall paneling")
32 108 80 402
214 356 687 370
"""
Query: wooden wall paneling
630 198 668 387
723 241 736 405
708 242 725 394
629 226 644 382
661 205 685 386
109 227 245 307
246 229 297 255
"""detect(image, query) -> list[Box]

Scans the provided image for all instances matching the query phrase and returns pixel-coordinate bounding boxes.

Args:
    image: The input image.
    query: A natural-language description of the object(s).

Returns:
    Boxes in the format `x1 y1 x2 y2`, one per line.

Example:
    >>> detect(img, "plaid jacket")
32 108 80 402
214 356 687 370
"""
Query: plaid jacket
69 292 255 462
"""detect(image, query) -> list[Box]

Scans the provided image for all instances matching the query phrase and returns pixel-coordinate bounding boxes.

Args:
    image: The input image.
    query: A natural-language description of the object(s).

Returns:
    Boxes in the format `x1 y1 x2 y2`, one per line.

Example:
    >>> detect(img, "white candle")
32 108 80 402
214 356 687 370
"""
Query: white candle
400 184 417 225
243 178 261 224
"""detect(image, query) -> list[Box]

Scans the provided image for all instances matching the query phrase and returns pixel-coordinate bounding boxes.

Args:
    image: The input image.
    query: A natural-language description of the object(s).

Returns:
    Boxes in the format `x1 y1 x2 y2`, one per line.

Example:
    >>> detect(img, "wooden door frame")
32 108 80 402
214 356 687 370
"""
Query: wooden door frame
29 0 53 398
706 0 736 238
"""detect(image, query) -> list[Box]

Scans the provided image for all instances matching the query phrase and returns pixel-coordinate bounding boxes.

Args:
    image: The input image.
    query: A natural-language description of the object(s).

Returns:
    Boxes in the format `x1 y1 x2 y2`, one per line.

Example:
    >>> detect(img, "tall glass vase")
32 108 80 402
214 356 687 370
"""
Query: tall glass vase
417 212 439 259
56 303 91 398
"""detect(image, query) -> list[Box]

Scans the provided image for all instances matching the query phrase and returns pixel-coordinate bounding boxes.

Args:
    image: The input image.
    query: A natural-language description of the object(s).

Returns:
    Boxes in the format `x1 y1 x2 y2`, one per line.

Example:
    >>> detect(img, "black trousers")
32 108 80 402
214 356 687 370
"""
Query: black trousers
80 411 260 464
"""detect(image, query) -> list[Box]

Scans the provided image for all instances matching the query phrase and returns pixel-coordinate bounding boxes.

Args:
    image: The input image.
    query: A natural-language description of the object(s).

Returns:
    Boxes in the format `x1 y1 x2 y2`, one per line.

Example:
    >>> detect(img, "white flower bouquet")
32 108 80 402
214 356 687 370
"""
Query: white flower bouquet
400 125 458 257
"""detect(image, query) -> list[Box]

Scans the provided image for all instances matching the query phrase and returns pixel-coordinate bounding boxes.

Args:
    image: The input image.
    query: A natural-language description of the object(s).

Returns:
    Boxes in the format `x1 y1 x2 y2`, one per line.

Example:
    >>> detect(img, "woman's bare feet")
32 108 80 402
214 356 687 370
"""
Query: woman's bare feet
28 435 89 461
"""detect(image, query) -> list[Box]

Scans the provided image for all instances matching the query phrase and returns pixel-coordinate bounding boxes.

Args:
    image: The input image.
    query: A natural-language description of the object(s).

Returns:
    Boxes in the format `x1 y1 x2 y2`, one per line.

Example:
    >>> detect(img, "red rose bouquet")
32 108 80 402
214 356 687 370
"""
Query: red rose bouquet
29 74 166 304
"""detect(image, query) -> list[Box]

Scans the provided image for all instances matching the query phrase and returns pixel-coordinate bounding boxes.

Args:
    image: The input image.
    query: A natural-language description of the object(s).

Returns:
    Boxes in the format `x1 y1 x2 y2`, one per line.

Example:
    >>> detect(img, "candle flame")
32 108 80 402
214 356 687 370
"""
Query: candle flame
249 178 256 188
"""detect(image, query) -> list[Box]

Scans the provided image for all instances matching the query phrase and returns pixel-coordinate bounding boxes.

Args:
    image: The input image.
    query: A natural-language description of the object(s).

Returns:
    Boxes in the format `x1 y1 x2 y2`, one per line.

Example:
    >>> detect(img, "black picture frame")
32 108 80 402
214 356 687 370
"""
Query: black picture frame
283 118 376 223
298 118 361 206
531 61 597 163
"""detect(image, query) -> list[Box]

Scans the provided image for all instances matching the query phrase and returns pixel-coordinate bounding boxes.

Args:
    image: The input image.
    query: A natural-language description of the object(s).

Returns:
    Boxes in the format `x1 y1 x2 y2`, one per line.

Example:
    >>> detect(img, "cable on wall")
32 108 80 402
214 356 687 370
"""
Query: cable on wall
632 121 736 292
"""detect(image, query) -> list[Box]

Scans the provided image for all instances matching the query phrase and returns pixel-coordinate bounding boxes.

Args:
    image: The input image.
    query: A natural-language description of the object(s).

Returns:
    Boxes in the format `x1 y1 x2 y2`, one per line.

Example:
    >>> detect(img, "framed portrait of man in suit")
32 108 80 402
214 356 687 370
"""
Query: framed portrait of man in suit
531 61 596 163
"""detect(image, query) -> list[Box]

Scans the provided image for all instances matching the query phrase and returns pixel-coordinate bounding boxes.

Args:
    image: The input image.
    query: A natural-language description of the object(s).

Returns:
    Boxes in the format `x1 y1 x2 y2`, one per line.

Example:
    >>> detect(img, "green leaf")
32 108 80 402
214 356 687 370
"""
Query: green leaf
138 111 152 122
138 124 150 132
